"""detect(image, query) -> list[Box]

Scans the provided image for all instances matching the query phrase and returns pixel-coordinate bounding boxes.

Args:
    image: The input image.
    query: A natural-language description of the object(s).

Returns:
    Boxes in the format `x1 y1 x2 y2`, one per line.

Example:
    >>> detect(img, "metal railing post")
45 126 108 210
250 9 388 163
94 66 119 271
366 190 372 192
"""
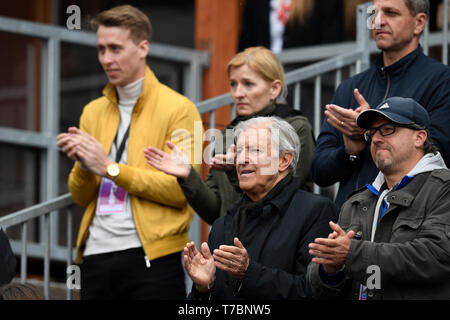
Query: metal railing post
293 82 301 111
44 213 51 300
313 75 322 196
335 68 342 90
0 194 74 298
40 37 60 250
183 60 203 103
356 3 371 72
443 0 449 64
313 75 322 140
20 222 28 284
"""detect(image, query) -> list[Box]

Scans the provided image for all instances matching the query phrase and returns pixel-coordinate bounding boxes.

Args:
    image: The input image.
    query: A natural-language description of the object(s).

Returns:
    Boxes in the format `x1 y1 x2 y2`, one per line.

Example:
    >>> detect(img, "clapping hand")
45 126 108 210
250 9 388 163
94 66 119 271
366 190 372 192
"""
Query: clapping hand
213 237 249 280
324 89 370 155
308 221 355 274
184 242 216 290
57 127 110 176
144 141 192 179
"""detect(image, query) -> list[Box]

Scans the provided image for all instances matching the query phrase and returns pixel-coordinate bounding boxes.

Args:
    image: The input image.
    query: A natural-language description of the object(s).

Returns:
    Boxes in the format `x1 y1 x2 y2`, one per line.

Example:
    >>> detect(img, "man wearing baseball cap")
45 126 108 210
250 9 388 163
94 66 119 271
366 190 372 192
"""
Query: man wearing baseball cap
311 0 450 210
307 97 450 299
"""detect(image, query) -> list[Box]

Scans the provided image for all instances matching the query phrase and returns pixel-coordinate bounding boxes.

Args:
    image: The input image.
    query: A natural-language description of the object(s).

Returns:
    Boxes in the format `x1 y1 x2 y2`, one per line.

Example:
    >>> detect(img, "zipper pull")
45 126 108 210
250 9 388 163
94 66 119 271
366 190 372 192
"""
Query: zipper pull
144 256 151 268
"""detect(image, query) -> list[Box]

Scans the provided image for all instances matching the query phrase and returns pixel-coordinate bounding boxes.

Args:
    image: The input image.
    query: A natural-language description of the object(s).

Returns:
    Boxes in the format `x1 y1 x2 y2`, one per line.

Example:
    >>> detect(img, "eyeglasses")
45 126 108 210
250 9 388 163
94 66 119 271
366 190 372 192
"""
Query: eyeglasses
363 123 424 142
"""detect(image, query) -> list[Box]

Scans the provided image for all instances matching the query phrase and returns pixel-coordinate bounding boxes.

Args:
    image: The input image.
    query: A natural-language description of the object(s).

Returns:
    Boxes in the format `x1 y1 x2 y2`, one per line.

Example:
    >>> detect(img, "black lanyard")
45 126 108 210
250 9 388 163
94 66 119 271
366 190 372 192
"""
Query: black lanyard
113 124 131 163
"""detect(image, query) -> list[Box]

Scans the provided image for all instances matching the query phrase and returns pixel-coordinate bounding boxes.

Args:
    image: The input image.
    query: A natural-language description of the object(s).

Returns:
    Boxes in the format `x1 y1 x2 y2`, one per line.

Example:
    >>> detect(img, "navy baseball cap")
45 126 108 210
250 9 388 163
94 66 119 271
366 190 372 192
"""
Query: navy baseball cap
357 97 430 130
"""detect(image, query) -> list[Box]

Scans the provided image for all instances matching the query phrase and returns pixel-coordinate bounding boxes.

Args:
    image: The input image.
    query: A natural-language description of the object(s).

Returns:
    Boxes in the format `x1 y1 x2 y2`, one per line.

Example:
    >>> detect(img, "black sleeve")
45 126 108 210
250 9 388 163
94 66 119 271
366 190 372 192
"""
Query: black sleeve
178 168 221 225
0 228 16 285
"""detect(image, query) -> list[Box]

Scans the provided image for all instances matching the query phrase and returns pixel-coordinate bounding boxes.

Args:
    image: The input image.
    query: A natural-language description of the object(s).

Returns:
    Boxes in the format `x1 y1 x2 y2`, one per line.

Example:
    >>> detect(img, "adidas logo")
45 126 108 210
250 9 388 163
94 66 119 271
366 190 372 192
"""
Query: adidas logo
379 103 389 110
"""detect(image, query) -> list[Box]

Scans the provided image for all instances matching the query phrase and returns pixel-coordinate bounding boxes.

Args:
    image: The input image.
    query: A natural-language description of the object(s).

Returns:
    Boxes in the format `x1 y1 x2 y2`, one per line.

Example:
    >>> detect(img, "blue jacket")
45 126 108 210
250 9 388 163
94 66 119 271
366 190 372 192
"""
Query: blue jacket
312 46 450 208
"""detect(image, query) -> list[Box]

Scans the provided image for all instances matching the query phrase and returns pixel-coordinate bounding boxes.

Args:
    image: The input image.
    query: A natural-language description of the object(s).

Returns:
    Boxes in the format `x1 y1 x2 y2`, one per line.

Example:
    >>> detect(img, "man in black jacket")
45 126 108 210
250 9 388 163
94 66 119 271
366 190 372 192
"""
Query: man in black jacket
307 97 450 300
311 0 450 208
184 117 338 300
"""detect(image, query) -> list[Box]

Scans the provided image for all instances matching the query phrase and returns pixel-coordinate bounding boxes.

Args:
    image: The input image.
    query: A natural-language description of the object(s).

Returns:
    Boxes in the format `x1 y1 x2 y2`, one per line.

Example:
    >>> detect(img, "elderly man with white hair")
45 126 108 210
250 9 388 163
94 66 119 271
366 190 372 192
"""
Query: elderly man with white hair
147 116 338 300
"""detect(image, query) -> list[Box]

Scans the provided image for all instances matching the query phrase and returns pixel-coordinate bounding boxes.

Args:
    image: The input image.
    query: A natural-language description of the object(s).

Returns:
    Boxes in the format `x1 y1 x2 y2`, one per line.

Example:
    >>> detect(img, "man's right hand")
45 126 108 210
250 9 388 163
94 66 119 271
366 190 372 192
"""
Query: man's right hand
183 241 216 291
324 88 370 156
309 221 355 274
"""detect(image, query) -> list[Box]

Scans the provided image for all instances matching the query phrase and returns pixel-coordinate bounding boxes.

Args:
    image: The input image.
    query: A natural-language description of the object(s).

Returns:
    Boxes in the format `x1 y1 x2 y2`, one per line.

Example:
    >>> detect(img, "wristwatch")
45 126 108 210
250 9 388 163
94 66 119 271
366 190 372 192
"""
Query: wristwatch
106 162 120 181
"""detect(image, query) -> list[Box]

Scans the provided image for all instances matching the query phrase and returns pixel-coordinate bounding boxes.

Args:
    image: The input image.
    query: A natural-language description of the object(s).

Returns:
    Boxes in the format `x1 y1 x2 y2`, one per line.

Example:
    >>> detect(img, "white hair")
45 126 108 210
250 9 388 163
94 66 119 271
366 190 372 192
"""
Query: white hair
233 116 300 174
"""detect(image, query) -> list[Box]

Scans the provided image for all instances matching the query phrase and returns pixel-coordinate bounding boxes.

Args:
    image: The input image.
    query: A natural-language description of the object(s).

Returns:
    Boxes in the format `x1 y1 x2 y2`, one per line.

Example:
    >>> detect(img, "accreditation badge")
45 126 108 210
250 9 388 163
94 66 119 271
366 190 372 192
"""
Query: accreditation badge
96 177 128 215
359 284 368 300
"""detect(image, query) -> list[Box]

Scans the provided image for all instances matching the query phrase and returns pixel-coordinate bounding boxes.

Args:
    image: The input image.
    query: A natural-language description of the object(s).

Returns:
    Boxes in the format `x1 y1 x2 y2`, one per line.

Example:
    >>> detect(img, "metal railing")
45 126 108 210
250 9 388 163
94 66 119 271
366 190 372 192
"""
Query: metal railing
0 194 74 299
0 1 449 299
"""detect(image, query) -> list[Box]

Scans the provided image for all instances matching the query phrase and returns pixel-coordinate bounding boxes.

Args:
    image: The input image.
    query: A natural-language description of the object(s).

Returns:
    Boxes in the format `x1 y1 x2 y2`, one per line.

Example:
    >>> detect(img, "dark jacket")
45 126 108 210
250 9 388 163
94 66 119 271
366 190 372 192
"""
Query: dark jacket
307 168 450 300
191 177 339 300
238 0 343 51
179 103 315 225
0 228 16 285
312 46 450 208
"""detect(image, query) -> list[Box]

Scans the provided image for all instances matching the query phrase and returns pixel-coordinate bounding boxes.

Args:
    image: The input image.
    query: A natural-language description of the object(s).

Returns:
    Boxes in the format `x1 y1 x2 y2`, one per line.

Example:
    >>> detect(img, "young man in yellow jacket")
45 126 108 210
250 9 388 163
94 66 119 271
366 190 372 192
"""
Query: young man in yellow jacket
57 5 203 299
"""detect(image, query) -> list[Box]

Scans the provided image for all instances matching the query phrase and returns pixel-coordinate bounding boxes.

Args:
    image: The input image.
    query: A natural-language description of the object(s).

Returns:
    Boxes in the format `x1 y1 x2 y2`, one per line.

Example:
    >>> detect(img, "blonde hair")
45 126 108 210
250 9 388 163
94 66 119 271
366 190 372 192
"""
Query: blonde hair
288 0 314 25
226 46 287 99
91 5 152 44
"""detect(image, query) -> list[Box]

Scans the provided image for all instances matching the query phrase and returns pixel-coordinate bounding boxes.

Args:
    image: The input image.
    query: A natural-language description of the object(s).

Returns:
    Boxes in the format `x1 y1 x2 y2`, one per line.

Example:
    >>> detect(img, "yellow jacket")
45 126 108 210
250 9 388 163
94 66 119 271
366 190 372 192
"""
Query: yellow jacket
69 67 203 263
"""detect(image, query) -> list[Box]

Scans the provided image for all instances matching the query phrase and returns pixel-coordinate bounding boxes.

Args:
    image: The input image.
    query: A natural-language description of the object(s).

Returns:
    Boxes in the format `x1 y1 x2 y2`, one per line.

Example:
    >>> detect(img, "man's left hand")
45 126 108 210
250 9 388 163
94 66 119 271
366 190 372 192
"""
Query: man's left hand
213 237 249 279
309 221 355 274
325 88 369 138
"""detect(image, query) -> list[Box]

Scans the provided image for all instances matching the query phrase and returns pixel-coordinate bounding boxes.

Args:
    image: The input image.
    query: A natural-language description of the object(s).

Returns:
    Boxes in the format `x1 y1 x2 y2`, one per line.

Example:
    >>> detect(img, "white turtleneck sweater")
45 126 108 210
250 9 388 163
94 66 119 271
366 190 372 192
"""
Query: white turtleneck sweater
84 77 144 256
